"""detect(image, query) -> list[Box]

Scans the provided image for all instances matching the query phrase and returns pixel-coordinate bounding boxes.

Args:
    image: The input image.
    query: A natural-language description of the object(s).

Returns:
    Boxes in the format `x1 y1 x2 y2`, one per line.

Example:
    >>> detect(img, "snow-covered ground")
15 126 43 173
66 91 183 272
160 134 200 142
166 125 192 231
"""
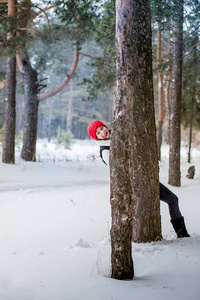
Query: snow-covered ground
0 139 200 300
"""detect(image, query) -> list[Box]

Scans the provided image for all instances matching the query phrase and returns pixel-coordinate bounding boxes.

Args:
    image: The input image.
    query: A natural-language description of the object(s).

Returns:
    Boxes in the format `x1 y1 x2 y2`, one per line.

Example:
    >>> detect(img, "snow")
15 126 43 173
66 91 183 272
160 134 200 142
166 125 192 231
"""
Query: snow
0 139 200 300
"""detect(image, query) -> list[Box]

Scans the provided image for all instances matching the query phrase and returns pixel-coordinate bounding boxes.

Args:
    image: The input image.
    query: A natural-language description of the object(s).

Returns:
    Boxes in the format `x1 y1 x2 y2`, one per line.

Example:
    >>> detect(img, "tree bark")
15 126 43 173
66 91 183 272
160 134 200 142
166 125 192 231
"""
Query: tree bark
47 100 53 142
165 31 172 125
2 0 17 164
130 1 161 243
110 0 161 280
2 56 16 163
168 0 184 187
157 29 164 161
16 96 23 134
66 80 73 131
20 59 39 161
188 38 197 163
188 95 194 163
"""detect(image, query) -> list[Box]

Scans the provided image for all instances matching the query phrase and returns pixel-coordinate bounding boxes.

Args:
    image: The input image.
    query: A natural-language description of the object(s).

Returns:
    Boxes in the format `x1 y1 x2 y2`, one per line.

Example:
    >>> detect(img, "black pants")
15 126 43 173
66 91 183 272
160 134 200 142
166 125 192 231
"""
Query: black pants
160 182 182 221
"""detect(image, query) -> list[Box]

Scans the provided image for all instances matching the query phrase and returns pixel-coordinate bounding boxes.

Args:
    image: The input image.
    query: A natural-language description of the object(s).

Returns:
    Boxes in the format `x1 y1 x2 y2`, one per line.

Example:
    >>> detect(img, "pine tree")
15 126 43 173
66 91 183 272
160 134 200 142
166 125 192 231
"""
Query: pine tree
182 35 200 162
110 0 160 280
16 0 100 161
2 0 17 164
168 0 184 187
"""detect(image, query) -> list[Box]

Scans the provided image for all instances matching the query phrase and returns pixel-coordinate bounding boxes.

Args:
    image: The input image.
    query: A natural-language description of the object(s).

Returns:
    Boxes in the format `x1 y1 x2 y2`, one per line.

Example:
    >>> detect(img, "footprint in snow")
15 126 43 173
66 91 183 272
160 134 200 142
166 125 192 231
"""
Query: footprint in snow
66 238 95 250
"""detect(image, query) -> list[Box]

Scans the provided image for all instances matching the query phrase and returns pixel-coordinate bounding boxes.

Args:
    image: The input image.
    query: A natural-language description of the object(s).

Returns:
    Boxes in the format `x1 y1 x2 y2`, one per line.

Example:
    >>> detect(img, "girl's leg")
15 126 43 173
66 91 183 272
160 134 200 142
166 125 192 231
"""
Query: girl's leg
159 182 182 220
159 182 190 238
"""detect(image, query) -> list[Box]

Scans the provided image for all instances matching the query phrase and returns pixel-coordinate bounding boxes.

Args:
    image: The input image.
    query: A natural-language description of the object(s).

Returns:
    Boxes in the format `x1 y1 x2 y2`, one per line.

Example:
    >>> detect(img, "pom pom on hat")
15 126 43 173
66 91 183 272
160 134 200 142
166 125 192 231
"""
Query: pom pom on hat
88 120 107 140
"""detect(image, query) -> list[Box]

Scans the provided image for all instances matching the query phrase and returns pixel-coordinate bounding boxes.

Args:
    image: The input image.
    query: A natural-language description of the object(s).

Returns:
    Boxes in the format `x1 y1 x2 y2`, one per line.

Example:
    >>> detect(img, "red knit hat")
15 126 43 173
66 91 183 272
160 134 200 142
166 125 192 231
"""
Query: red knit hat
87 120 107 140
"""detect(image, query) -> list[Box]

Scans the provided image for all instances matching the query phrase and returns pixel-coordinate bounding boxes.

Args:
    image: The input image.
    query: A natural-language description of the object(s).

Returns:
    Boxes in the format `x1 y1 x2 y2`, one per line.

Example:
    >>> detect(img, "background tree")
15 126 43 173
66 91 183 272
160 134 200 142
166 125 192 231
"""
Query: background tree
151 0 174 156
1 0 199 164
14 0 100 161
15 0 75 161
182 40 200 162
168 0 184 187
0 50 7 131
34 36 111 140
2 0 17 164
83 0 115 101
164 31 172 125
156 27 164 161
152 0 200 170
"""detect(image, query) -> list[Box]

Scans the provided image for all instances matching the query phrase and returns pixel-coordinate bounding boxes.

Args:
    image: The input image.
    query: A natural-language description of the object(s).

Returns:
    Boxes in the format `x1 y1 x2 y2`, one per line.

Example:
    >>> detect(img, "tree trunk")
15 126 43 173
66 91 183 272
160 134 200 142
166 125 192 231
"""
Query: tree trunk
16 1 79 161
20 59 39 161
157 29 164 161
157 120 163 160
16 97 23 134
188 96 194 164
168 0 184 187
165 31 172 125
110 0 161 280
47 101 53 142
18 44 79 161
130 1 161 243
188 38 197 163
2 0 17 164
66 80 73 131
2 56 16 163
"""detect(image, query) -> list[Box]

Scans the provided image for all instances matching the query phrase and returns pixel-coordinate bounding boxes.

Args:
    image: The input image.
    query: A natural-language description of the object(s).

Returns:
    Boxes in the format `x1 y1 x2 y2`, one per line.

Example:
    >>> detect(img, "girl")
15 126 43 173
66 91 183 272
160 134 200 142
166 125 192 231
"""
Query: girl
88 120 190 238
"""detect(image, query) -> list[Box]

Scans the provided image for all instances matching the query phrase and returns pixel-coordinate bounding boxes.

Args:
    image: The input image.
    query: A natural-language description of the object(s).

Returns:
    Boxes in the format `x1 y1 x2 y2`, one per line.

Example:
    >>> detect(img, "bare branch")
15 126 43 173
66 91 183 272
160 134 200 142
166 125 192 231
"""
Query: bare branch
37 44 79 102
79 52 97 60
39 77 48 83
184 40 200 55
28 5 56 25
17 27 36 35
28 5 56 47
0 79 6 89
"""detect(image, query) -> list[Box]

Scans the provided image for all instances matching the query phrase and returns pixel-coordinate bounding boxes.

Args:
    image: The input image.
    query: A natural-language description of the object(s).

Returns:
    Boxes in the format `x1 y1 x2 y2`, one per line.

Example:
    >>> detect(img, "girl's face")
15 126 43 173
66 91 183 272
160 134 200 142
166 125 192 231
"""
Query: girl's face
96 126 110 140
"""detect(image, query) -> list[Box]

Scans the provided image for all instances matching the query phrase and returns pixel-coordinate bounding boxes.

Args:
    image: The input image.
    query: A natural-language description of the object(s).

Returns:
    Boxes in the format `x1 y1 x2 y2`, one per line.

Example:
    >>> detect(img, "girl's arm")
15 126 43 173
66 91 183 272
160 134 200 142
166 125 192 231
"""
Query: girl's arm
102 149 110 166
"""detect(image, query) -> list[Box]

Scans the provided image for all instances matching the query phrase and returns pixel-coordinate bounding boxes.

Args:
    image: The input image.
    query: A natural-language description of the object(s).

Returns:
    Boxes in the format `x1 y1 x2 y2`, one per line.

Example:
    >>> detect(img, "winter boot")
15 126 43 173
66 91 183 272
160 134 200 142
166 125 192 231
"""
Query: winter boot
171 216 190 238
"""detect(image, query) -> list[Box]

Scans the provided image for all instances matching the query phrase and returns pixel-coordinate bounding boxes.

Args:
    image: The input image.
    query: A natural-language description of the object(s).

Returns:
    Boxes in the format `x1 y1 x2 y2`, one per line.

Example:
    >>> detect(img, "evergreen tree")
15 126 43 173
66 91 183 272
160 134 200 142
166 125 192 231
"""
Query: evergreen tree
2 0 17 164
0 58 6 128
82 0 115 100
36 38 111 140
3 0 101 161
182 37 200 161
168 0 184 187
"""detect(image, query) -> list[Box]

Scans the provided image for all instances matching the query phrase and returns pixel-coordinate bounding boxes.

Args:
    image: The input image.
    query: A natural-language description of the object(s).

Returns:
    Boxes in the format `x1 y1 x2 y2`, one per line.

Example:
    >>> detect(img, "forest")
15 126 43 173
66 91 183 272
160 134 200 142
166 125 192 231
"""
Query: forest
0 0 199 162
0 0 200 285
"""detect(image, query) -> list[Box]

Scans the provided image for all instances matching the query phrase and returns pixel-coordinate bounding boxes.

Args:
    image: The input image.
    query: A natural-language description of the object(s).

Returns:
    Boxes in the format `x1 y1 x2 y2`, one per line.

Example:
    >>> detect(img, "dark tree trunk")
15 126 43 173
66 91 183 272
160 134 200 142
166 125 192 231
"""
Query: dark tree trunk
2 56 16 164
110 0 161 280
19 44 79 161
2 0 17 164
20 59 39 161
130 1 161 243
157 29 164 161
188 96 194 164
188 36 198 164
165 31 172 127
157 120 163 161
16 97 23 134
168 0 184 187
47 101 53 142
66 80 73 131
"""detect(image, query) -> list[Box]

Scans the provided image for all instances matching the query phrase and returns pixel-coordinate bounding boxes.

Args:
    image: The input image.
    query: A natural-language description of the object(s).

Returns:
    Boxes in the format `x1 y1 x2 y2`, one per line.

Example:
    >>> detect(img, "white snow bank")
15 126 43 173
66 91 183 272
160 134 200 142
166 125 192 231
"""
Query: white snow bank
0 140 200 300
